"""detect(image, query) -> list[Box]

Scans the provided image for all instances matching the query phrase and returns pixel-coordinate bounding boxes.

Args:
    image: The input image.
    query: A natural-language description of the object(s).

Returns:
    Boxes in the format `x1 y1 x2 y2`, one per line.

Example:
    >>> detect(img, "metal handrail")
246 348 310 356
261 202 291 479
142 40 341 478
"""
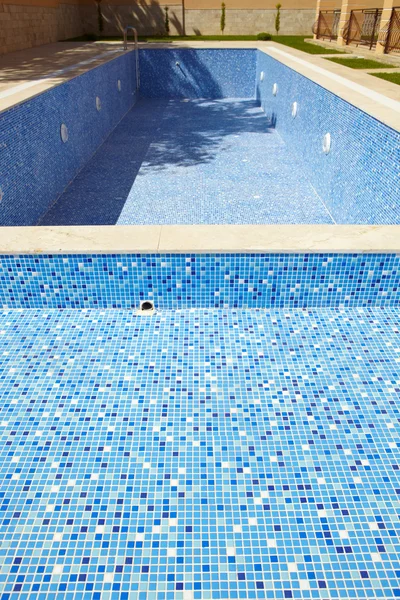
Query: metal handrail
123 26 140 90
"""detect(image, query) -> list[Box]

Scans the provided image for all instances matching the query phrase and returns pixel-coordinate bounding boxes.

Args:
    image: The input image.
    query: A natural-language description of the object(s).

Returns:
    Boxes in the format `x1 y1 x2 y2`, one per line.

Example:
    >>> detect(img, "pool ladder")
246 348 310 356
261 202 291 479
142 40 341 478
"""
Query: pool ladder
123 26 140 91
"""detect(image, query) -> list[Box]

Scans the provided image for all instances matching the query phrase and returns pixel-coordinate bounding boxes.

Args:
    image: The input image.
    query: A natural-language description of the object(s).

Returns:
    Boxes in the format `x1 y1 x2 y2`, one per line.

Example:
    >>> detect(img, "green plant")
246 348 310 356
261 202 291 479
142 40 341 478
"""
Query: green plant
273 36 345 54
257 32 272 40
371 71 400 85
220 3 226 35
325 57 395 69
95 0 104 34
275 3 281 35
165 6 170 36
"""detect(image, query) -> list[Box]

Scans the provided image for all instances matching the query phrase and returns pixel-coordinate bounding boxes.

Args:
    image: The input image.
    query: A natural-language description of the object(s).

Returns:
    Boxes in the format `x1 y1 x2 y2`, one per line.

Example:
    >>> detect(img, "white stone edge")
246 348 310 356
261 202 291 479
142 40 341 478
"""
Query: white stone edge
0 225 399 254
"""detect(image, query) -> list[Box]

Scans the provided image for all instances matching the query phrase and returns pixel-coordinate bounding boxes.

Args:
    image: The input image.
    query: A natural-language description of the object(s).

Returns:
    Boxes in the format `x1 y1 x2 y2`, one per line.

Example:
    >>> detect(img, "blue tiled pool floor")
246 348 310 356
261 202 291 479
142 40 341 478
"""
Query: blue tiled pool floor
1 307 399 599
39 99 334 226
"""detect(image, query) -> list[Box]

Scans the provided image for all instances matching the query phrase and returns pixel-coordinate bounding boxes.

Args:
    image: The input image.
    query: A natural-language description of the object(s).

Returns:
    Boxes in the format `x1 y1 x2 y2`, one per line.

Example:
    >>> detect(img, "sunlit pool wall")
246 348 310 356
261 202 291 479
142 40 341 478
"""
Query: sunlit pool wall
0 51 138 227
256 50 400 225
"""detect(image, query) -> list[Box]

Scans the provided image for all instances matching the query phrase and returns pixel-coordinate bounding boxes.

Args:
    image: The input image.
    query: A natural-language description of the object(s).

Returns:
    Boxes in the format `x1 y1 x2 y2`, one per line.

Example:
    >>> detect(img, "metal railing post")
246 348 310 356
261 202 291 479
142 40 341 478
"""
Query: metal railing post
346 10 353 45
370 8 380 50
385 7 395 53
316 11 321 38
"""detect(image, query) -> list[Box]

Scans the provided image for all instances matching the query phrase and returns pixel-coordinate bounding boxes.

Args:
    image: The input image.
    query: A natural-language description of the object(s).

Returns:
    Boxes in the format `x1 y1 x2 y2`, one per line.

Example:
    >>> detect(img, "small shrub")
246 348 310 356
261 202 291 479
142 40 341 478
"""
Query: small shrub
165 6 170 36
275 3 281 35
220 3 226 35
257 32 272 41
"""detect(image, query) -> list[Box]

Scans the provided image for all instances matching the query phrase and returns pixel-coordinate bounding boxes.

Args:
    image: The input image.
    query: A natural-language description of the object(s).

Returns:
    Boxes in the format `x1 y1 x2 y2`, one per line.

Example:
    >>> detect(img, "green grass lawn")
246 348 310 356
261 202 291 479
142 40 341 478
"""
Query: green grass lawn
325 57 395 69
272 36 345 54
65 34 344 53
370 72 400 85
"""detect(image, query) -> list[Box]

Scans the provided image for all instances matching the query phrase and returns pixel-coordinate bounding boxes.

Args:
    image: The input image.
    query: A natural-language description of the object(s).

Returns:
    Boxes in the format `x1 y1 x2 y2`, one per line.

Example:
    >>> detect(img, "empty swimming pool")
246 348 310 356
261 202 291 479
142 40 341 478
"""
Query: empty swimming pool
0 47 399 227
39 98 334 226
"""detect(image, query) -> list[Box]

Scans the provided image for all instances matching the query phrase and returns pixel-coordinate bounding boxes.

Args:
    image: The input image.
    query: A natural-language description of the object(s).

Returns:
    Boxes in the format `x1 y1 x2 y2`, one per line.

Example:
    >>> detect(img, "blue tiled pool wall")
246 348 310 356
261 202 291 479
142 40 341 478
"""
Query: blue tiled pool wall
139 48 257 99
0 253 399 309
0 51 138 227
256 51 400 225
1 47 399 228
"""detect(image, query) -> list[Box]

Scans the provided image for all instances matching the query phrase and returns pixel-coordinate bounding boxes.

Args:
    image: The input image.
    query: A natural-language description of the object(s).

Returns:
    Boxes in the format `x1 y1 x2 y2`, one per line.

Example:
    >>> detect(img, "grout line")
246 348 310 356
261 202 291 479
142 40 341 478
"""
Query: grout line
272 127 336 225
157 226 162 251
310 183 337 225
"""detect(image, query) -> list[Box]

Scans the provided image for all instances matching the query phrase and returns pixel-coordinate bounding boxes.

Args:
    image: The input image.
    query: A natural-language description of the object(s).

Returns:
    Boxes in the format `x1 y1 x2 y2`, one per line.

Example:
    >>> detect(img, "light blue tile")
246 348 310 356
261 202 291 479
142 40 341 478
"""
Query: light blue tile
256 51 400 224
0 306 399 599
42 99 333 226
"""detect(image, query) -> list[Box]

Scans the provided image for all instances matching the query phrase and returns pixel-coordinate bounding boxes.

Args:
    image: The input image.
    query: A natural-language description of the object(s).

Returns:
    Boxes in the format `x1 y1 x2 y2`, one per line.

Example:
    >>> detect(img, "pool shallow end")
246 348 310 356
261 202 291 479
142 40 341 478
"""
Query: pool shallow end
0 224 400 254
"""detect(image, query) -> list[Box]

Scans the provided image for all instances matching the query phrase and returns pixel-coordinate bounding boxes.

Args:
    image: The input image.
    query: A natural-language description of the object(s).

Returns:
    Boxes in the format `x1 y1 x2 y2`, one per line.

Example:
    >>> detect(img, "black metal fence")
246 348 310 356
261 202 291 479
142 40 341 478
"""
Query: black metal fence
378 7 400 54
313 10 341 41
342 8 382 50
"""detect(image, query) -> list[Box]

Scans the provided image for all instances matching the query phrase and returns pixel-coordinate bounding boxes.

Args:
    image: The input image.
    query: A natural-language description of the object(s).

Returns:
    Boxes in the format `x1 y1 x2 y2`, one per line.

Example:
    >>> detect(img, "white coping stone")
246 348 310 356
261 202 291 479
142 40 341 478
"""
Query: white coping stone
0 225 399 254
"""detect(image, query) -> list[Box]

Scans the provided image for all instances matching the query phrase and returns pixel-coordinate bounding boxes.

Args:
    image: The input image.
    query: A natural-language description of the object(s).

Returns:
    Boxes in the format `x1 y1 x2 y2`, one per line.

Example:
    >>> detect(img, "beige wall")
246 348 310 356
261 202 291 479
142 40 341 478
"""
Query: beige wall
184 9 315 35
0 0 316 55
0 0 84 54
80 2 315 36
0 0 343 56
79 0 315 8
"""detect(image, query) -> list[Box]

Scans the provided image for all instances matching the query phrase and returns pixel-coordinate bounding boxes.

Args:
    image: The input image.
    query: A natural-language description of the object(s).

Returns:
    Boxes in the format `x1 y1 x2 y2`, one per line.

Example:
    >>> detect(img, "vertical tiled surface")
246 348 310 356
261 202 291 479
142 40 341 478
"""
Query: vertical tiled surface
0 253 399 309
256 51 400 225
139 49 257 99
0 51 138 226
0 306 400 599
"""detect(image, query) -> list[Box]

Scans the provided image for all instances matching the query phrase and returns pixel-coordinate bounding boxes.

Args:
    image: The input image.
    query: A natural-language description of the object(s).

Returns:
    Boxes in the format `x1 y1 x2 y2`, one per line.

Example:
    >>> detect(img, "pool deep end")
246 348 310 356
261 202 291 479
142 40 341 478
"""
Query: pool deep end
0 48 399 226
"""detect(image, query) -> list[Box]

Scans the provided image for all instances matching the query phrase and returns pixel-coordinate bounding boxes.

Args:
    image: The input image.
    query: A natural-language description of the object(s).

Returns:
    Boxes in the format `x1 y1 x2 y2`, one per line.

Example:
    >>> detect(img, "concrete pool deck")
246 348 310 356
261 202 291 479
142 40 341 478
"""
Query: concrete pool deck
0 40 399 255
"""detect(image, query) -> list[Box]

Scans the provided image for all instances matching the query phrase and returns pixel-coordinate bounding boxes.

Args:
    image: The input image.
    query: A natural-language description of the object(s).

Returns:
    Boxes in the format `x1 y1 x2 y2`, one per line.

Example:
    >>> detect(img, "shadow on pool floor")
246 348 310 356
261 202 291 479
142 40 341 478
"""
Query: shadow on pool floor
39 98 334 226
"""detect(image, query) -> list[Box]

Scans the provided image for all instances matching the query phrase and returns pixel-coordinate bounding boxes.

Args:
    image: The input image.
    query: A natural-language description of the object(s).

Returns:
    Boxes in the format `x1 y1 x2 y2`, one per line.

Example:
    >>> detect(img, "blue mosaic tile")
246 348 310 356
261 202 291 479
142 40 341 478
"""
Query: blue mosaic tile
256 51 400 224
0 253 399 309
139 48 257 99
0 306 400 599
41 98 333 226
0 50 138 226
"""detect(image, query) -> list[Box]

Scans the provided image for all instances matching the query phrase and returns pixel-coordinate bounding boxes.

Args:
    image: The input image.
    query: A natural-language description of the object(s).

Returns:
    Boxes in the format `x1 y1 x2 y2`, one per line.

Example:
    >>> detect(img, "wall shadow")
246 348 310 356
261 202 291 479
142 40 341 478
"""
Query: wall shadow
139 48 256 99
139 98 275 174
100 1 183 36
